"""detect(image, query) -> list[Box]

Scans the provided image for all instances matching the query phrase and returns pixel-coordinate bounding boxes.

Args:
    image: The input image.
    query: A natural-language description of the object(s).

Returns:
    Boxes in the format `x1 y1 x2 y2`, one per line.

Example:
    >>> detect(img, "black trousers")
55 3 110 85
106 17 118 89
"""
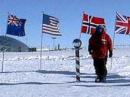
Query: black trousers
93 58 107 78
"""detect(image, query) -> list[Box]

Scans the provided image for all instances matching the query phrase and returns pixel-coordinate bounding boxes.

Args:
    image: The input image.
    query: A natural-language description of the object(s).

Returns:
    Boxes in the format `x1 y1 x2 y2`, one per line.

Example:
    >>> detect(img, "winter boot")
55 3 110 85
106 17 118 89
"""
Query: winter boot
100 76 106 83
95 76 101 82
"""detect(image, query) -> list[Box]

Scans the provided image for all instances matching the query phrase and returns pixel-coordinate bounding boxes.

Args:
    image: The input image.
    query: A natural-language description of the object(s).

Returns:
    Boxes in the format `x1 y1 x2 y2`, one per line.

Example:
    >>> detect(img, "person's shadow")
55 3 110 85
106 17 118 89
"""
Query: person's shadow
0 70 130 87
74 73 130 87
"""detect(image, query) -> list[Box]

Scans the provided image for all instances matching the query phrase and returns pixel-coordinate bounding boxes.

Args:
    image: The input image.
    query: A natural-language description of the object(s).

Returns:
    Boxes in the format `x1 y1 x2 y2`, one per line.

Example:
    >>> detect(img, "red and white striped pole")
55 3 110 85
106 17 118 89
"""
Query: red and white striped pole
73 39 82 81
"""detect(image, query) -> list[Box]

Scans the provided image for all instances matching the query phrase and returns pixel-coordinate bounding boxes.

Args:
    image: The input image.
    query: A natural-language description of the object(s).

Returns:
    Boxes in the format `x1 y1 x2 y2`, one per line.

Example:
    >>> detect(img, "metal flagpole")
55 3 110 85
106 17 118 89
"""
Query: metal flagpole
79 31 82 39
40 32 43 70
110 12 117 71
52 37 56 50
79 11 84 39
25 35 28 51
1 13 10 72
39 12 44 70
1 47 5 72
110 32 115 71
2 34 8 72
110 29 116 71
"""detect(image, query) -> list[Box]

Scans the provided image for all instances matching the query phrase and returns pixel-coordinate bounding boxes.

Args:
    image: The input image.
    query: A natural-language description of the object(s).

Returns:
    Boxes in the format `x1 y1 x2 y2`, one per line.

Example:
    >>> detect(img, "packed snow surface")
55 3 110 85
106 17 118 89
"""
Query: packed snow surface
0 48 130 97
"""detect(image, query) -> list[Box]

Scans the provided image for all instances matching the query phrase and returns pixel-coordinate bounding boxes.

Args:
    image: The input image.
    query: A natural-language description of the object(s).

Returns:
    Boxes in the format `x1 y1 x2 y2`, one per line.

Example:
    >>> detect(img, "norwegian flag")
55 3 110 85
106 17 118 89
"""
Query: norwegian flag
115 12 130 35
81 13 105 34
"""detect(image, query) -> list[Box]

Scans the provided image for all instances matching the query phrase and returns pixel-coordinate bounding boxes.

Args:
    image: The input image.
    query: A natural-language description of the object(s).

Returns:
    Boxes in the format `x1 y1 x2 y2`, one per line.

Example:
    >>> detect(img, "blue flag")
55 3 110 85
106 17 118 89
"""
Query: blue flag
6 15 26 36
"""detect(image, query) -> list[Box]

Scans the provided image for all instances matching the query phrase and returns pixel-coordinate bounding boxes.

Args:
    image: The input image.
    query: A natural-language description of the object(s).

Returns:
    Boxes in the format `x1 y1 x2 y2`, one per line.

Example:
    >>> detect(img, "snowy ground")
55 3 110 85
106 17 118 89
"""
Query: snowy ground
0 48 130 97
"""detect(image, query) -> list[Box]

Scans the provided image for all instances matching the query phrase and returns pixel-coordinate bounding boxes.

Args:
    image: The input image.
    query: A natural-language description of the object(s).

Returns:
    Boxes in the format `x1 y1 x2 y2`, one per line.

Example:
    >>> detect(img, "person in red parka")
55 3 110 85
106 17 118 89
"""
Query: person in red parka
88 25 113 82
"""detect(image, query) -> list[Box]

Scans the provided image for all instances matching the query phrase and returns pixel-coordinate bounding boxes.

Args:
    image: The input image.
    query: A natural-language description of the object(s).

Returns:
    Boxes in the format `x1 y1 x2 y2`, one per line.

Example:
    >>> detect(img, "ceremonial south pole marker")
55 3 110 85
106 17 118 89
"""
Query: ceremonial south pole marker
73 39 82 81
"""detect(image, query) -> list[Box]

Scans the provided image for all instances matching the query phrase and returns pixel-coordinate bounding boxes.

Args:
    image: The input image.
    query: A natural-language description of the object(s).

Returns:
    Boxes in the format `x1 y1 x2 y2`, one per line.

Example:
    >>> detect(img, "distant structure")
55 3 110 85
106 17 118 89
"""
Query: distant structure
0 35 29 52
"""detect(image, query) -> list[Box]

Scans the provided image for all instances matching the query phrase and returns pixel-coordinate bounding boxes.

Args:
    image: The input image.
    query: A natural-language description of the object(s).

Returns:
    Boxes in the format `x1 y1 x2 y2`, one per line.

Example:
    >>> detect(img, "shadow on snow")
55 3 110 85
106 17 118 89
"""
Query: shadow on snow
36 70 86 75
0 70 130 87
74 73 130 87
0 82 65 86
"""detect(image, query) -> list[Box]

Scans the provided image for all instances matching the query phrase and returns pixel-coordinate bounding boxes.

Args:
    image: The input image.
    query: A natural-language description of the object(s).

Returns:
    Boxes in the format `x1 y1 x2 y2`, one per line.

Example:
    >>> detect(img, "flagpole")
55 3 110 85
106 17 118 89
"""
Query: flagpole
52 37 56 50
1 47 6 72
110 30 115 71
39 12 44 70
1 13 9 73
79 11 84 39
1 34 8 73
112 12 117 50
112 31 116 50
110 12 117 71
40 32 43 70
25 35 28 51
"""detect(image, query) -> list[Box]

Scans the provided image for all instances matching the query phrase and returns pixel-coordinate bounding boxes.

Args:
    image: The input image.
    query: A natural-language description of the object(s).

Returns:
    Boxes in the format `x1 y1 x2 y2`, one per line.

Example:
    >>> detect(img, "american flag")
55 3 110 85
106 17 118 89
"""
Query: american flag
81 13 105 34
115 12 130 35
42 14 61 36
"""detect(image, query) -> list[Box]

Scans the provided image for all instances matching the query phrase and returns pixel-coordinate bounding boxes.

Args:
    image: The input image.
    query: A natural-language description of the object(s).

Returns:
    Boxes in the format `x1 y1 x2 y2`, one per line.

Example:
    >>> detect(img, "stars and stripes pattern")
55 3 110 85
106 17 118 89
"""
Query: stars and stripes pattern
115 12 130 35
42 14 61 36
81 13 105 34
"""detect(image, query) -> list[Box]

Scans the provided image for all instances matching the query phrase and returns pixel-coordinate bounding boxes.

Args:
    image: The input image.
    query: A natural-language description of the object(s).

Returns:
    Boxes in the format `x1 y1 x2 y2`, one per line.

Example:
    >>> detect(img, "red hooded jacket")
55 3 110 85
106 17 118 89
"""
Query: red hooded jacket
88 32 112 59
